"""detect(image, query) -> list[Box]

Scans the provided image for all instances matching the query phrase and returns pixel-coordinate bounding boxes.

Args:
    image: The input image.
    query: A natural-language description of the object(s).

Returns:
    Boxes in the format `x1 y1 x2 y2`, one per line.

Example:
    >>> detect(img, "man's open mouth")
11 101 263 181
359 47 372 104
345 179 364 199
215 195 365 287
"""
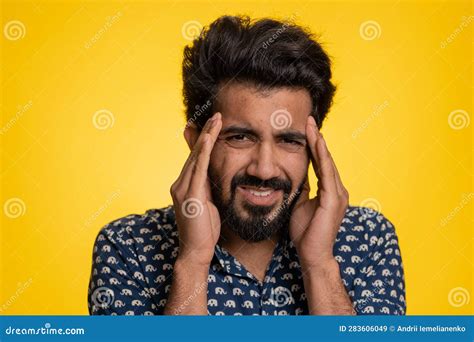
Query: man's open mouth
237 185 282 206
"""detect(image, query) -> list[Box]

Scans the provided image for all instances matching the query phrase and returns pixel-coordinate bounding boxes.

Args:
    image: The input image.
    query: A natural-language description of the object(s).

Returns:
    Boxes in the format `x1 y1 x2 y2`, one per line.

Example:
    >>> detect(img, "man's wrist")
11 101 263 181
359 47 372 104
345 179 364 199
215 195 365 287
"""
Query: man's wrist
164 258 210 315
174 257 210 280
299 256 355 315
299 256 340 277
299 254 339 273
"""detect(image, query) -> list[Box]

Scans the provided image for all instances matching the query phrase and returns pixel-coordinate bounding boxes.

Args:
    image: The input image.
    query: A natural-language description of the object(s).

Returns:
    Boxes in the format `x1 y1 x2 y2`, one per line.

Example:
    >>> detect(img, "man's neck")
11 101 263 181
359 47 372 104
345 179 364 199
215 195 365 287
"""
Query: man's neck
217 227 280 283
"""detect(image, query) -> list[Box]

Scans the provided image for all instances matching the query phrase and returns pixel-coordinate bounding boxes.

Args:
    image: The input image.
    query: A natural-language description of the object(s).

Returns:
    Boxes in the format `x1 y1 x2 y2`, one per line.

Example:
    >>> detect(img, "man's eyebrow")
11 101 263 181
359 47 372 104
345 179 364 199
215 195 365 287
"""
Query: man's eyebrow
220 125 258 136
220 125 306 141
275 130 306 141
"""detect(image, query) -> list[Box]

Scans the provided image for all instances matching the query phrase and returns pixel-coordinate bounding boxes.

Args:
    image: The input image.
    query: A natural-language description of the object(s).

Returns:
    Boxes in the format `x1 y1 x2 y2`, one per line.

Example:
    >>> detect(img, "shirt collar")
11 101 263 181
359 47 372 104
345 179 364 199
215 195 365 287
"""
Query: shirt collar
212 228 294 280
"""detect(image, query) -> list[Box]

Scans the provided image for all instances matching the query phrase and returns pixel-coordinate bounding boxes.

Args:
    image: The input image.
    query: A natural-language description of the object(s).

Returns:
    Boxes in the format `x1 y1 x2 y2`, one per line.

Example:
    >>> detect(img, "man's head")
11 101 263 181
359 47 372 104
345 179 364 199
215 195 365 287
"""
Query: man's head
182 16 335 242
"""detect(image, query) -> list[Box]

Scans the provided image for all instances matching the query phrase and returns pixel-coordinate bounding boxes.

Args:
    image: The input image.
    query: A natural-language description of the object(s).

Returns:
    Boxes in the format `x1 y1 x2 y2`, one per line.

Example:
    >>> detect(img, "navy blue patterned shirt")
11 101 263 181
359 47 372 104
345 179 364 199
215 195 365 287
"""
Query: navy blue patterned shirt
88 205 406 315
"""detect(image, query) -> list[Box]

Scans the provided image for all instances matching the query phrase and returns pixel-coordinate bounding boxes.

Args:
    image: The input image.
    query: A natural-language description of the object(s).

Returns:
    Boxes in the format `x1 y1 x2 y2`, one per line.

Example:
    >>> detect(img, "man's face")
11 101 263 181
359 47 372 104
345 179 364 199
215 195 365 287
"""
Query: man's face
207 82 312 242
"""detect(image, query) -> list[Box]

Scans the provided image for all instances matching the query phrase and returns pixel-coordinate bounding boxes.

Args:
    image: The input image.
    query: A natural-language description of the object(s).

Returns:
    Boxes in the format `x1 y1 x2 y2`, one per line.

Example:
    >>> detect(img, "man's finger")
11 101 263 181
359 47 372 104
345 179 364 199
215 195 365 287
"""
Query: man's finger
307 116 337 195
189 113 222 194
319 134 344 196
305 116 321 180
317 130 347 197
176 113 220 188
292 176 310 211
329 154 345 196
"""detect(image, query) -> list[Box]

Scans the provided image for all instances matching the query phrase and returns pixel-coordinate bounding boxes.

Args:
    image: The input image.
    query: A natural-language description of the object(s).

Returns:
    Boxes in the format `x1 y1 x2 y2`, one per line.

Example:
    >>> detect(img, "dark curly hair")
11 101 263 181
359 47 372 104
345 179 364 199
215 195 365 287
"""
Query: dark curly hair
182 15 336 130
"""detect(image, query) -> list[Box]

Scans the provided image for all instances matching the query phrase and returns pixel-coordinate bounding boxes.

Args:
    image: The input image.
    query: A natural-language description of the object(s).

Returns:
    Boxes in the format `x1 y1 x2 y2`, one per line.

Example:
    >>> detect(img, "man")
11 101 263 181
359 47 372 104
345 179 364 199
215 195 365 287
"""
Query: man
88 15 406 315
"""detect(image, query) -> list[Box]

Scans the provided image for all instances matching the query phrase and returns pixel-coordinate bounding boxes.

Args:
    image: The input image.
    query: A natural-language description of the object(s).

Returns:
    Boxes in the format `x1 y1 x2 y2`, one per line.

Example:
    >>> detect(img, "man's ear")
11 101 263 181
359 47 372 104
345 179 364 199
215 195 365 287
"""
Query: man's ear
183 123 200 150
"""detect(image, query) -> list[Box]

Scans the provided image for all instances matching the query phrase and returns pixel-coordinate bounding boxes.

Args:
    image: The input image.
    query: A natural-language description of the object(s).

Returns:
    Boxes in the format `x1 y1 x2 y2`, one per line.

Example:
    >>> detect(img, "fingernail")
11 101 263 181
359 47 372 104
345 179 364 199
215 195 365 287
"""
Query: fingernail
207 115 216 126
210 118 217 128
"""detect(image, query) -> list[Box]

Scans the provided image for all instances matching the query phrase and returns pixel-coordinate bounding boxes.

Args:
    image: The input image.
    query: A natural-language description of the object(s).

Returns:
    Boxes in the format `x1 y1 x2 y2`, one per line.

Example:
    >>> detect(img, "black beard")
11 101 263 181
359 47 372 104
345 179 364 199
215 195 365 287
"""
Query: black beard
208 170 305 242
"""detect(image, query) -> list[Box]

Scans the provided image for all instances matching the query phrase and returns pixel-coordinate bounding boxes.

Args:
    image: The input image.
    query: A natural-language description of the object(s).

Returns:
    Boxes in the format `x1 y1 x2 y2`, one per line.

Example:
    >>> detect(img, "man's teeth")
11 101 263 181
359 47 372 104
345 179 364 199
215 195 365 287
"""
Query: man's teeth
248 189 273 197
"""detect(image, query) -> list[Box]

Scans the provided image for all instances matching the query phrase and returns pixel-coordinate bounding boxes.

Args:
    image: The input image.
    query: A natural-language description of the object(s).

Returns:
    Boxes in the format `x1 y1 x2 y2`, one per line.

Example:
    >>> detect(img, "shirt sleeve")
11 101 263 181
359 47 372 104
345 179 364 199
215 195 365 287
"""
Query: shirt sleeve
87 221 159 315
350 210 406 315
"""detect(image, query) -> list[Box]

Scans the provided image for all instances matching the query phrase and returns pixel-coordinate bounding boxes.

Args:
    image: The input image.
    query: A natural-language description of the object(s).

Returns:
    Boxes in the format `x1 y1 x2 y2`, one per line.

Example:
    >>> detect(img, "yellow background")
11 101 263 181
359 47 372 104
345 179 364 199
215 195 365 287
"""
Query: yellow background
1 0 472 315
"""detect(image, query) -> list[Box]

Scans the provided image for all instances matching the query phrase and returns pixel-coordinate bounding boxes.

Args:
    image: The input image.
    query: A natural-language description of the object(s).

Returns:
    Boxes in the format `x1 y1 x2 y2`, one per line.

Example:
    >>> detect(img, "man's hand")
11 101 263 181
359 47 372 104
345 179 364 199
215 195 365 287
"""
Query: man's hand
164 112 222 315
289 115 354 315
170 112 223 267
290 115 349 266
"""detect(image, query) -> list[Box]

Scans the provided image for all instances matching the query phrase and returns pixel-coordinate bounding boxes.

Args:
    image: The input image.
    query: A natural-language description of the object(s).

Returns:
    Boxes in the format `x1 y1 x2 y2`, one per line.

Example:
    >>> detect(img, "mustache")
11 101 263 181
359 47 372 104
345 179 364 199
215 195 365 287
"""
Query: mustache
231 174 292 194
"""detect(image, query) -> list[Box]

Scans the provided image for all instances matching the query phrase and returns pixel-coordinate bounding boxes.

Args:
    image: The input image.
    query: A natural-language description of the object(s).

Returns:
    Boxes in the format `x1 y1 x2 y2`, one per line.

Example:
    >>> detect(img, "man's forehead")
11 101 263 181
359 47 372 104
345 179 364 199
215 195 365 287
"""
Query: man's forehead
216 83 312 129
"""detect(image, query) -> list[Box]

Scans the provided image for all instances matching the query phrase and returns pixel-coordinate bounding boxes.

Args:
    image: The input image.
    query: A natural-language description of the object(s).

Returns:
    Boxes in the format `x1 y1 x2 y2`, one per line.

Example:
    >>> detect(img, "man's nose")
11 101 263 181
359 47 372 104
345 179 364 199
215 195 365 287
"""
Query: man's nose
246 142 281 181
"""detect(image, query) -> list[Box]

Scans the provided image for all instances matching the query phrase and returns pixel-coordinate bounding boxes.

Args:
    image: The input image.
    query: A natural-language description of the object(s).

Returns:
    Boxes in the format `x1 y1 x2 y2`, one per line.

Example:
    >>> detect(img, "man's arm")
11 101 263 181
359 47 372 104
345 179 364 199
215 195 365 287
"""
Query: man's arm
88 226 158 315
300 258 355 315
290 116 355 315
163 258 209 315
349 211 406 315
164 113 222 315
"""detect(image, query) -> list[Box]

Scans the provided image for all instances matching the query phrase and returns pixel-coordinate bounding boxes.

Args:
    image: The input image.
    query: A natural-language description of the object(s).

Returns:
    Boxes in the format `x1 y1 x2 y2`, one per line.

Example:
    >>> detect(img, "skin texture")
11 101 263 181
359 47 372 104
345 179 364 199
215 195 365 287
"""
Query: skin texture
209 82 310 222
164 82 354 315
